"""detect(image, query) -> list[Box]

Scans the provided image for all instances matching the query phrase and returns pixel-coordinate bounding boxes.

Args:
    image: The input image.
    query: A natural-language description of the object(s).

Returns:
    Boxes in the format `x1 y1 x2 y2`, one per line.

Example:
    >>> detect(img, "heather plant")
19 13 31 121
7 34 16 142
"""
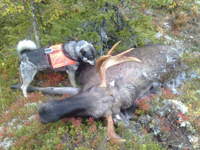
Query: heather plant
34 72 68 87
134 96 151 115
134 0 173 8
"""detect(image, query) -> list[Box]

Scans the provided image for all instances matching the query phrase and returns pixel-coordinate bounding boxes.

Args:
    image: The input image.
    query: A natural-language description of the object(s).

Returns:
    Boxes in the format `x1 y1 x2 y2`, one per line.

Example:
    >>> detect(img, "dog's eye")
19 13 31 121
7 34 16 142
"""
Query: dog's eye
89 56 93 60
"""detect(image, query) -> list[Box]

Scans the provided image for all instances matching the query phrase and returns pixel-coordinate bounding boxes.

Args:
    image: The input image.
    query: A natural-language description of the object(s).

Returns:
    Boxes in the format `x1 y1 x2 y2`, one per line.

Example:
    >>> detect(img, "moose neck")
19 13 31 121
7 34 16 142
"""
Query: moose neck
56 92 94 118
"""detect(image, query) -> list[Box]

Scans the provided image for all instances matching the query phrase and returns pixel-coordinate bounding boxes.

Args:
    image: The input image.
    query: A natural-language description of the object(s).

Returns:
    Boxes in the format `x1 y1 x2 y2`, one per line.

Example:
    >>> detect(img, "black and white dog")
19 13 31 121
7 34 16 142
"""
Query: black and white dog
17 39 96 97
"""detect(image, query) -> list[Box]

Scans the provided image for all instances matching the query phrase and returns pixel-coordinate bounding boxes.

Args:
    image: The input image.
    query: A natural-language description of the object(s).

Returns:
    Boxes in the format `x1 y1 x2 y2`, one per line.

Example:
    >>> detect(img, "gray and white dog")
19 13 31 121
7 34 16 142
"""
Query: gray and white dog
17 39 96 97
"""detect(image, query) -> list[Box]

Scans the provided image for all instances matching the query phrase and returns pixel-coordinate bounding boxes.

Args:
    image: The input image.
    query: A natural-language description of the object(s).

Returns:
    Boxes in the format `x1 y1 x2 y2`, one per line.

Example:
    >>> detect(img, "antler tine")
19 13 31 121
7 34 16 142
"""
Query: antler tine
99 48 142 87
95 41 142 87
95 55 111 82
106 41 121 56
106 115 125 143
95 41 121 70
95 41 121 87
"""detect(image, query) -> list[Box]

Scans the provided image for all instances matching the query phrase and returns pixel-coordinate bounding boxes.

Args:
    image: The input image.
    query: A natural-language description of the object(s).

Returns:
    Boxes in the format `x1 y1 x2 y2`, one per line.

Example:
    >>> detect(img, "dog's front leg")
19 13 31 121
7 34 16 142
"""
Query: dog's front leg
66 63 79 87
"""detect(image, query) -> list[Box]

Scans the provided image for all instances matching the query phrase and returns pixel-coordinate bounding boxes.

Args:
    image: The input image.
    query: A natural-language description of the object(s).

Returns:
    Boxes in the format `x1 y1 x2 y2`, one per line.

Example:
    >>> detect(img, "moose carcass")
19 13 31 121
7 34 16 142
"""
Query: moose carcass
36 42 182 143
80 43 181 96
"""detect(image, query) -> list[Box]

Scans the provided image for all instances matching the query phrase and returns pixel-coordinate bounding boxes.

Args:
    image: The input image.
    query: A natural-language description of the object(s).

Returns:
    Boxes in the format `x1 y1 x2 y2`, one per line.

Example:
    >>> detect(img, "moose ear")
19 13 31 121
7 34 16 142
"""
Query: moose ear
80 49 86 55
89 37 94 44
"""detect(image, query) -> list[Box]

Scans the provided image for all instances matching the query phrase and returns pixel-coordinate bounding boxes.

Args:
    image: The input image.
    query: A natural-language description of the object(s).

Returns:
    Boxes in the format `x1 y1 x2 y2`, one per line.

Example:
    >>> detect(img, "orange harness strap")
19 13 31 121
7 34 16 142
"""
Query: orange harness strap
48 44 77 68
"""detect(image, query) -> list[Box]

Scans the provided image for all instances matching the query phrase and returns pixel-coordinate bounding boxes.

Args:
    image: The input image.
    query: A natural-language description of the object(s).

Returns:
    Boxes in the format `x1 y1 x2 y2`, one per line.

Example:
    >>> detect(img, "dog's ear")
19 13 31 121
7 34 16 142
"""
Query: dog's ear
80 49 86 55
89 37 94 44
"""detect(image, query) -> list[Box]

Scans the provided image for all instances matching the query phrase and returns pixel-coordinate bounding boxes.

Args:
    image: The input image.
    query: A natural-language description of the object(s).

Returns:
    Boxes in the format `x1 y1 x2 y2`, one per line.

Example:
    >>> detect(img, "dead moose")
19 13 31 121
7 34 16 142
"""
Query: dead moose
12 42 182 143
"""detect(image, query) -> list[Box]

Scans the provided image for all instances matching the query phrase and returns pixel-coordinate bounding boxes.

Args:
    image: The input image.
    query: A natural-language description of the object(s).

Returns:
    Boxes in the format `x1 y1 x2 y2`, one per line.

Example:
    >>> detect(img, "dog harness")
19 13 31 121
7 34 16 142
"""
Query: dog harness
45 44 77 68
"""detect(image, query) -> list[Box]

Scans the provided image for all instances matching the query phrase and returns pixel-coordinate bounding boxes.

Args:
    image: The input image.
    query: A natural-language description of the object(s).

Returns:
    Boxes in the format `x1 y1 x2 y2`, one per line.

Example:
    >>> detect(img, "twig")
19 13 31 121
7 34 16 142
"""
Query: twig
0 52 6 60
71 35 80 42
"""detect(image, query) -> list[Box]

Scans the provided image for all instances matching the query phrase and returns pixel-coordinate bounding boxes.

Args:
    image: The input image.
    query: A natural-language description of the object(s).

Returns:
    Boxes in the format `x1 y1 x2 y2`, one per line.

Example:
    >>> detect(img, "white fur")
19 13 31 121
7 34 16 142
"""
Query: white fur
109 80 115 86
17 39 37 57
116 114 122 120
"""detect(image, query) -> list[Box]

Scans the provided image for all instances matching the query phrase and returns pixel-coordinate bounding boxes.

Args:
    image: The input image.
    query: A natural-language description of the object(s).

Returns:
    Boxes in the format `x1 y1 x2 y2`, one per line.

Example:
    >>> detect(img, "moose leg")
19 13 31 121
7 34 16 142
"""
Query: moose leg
106 115 125 143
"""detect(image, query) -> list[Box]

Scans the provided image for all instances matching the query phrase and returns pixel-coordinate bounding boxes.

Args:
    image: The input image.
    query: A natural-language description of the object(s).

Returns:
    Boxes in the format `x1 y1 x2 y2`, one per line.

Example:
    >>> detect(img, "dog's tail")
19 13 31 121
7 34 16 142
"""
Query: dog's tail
17 39 37 57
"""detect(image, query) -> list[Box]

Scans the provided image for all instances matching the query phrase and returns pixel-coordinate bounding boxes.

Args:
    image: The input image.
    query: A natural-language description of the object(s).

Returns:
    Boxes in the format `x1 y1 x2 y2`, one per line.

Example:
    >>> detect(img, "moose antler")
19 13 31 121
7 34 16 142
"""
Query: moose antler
96 41 142 87
95 41 142 143
95 41 121 73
